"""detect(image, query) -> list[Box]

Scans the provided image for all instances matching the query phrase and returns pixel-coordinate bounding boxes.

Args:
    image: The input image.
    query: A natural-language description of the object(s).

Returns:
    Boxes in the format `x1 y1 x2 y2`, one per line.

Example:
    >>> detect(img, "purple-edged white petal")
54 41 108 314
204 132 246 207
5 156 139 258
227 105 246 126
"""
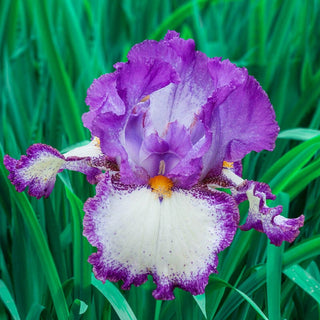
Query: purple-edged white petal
3 140 103 199
83 174 239 300
4 144 65 198
238 181 304 246
220 169 304 246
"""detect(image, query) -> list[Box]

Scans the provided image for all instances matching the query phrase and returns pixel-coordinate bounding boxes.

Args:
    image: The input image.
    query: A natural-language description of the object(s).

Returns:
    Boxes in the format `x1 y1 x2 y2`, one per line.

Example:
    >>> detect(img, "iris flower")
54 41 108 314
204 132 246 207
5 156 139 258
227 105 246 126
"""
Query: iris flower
4 31 304 300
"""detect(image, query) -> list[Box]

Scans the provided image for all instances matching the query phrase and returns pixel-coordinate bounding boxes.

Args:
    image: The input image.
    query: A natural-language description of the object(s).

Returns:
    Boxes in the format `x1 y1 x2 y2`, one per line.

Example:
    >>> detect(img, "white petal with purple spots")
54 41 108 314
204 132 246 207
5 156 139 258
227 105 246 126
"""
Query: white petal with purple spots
4 140 103 198
83 175 239 299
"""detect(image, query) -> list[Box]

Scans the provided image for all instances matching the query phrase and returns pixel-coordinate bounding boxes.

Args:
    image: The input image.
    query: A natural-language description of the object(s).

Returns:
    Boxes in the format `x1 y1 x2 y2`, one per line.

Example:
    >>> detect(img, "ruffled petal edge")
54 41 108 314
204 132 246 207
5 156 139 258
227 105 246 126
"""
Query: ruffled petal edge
4 141 104 199
238 180 305 246
83 174 239 299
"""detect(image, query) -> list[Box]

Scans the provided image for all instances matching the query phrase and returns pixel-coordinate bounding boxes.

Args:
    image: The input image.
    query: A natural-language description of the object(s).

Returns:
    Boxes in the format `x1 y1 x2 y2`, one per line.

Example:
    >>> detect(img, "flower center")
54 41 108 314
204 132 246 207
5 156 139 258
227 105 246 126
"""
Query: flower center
92 136 101 147
149 175 173 198
223 161 234 168
140 95 150 102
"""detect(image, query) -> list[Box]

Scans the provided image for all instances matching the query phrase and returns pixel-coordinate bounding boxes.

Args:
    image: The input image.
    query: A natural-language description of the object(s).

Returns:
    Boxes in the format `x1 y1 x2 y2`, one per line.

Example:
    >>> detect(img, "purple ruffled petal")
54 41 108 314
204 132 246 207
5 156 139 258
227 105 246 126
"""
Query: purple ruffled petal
84 32 280 187
115 59 180 108
83 31 217 186
146 51 214 134
83 174 239 300
206 168 304 245
3 142 103 199
236 180 304 246
85 73 126 116
201 60 279 177
4 144 65 199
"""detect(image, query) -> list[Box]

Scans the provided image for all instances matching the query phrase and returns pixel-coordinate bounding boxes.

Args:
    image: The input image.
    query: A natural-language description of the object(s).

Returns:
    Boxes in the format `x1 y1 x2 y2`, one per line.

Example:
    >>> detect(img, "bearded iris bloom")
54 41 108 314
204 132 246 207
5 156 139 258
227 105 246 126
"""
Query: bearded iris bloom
4 31 304 300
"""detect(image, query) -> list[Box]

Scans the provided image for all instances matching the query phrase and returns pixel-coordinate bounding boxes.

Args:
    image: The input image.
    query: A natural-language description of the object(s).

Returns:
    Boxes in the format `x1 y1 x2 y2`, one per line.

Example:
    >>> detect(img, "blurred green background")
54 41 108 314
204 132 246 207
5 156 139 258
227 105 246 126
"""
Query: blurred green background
1 0 320 319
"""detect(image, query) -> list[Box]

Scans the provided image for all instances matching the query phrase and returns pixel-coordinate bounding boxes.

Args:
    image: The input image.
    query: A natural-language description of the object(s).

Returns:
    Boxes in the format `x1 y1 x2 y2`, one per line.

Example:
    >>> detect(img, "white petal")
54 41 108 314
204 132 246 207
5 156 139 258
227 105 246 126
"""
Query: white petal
84 179 238 299
63 138 103 158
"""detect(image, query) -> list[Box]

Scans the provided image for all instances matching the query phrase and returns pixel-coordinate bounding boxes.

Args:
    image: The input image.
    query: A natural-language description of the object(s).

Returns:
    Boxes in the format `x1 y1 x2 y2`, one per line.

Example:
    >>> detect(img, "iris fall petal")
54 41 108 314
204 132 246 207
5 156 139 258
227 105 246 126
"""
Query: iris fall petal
83 174 239 299
221 169 305 246
4 140 103 199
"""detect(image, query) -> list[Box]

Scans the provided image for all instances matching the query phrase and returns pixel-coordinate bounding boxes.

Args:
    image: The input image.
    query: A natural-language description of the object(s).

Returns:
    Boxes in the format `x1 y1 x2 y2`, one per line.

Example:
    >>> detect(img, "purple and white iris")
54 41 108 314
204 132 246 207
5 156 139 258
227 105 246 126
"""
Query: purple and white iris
4 31 304 300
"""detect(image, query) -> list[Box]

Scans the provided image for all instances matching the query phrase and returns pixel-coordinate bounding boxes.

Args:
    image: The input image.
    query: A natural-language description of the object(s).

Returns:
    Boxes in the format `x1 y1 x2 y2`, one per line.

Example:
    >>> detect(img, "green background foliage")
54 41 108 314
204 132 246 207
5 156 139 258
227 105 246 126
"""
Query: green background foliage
1 0 320 319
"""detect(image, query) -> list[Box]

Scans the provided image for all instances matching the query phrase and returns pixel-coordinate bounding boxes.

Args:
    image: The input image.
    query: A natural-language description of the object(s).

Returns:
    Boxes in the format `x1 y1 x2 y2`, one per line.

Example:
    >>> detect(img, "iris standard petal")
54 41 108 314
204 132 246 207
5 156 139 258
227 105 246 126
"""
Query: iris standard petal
139 121 195 182
4 140 103 199
83 174 239 299
84 72 126 116
146 51 214 134
115 59 180 108
201 61 279 177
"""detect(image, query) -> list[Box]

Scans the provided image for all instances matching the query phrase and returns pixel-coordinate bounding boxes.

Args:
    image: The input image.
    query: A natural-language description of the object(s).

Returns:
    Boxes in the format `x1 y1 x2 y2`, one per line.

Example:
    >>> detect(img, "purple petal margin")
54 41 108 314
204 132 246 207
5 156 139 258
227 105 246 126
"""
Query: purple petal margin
4 143 101 199
83 174 239 299
237 181 304 246
4 144 64 198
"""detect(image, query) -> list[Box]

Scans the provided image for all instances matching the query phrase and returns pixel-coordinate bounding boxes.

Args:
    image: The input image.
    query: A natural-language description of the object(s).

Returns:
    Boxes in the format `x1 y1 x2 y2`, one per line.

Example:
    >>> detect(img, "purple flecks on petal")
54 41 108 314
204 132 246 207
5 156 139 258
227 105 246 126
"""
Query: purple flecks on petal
4 144 65 199
3 143 103 199
83 174 239 300
237 180 304 246
63 157 102 185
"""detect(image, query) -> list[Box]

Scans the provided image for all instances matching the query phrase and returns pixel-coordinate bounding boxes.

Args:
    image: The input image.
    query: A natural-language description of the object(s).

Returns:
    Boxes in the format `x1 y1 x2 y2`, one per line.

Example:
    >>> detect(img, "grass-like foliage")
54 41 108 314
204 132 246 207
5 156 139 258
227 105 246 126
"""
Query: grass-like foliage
1 0 320 319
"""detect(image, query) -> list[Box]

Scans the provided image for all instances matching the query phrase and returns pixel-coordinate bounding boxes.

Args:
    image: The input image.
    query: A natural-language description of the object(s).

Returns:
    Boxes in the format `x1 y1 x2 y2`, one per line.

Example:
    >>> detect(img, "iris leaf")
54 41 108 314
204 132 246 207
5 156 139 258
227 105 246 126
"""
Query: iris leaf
25 304 46 320
284 157 320 199
65 186 92 312
69 299 89 319
153 300 162 320
266 193 288 320
208 277 268 320
0 150 70 320
0 279 21 320
25 1 85 143
91 274 137 320
278 128 320 141
215 235 320 319
261 135 320 184
283 264 320 304
149 0 233 40
193 294 207 319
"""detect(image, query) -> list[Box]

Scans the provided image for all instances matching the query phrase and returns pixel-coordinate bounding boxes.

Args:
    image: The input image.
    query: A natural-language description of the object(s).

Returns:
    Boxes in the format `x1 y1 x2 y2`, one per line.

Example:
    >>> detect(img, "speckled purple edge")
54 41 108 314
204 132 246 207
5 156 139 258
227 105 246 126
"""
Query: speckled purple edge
83 174 239 299
4 143 102 199
237 180 304 246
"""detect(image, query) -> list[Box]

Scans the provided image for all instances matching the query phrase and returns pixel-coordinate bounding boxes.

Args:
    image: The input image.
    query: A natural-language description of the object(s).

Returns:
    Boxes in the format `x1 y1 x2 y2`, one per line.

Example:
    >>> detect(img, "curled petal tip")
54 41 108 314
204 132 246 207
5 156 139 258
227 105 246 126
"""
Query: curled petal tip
269 214 305 246
4 142 103 199
238 180 304 246
4 144 64 199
